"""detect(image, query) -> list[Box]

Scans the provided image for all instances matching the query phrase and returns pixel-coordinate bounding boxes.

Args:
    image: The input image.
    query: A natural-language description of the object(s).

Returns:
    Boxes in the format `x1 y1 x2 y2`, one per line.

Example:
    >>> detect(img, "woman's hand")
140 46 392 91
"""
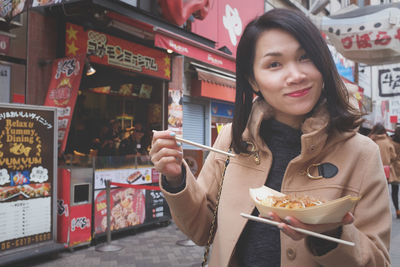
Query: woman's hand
150 131 183 185
266 212 354 241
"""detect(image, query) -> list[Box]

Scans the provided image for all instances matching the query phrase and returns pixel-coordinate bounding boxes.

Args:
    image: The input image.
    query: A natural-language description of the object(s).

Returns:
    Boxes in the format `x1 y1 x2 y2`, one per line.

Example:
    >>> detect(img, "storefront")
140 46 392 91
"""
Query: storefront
61 21 171 238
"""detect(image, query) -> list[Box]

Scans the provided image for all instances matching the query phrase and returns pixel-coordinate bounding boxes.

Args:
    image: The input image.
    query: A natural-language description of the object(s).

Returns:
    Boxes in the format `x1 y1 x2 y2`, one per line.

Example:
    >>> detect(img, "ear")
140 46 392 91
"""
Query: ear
248 77 259 94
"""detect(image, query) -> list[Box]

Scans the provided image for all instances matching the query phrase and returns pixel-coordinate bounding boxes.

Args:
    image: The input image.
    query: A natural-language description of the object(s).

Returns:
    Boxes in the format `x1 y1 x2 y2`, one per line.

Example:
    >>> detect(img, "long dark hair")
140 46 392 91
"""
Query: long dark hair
232 8 362 154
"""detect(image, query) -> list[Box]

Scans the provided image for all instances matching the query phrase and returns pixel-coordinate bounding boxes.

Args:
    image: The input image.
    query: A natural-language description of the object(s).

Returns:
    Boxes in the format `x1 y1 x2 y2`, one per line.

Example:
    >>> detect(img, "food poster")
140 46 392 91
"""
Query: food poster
94 167 153 190
0 105 56 252
167 88 183 136
94 187 146 234
144 188 170 223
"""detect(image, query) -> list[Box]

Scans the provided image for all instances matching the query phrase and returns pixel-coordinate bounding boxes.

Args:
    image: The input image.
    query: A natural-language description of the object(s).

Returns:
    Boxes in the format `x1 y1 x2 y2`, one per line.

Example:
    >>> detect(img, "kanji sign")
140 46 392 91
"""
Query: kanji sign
378 64 400 97
65 23 171 80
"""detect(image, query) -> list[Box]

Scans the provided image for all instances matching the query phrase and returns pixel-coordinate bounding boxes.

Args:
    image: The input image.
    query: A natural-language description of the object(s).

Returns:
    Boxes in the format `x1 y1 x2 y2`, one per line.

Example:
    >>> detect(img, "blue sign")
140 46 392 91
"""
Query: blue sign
211 101 234 118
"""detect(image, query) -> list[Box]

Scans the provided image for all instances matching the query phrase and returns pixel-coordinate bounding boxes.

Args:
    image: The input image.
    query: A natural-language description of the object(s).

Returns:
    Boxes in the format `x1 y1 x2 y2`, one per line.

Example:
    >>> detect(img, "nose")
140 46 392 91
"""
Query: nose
286 63 306 85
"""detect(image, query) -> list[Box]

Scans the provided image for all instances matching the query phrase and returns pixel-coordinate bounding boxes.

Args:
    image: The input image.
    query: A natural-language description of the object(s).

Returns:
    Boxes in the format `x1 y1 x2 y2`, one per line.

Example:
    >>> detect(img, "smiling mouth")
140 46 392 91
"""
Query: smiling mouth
286 88 311 97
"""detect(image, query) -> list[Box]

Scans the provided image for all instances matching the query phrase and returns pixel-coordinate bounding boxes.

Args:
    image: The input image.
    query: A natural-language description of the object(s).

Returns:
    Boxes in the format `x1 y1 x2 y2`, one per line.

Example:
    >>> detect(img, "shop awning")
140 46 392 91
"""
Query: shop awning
154 27 236 72
191 63 236 103
192 80 236 103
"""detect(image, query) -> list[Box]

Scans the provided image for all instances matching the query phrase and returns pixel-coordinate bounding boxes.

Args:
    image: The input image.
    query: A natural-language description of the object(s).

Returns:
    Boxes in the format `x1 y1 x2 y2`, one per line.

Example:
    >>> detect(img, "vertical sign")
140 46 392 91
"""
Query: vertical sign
378 64 400 97
0 104 56 252
44 55 85 153
0 65 10 103
167 88 183 136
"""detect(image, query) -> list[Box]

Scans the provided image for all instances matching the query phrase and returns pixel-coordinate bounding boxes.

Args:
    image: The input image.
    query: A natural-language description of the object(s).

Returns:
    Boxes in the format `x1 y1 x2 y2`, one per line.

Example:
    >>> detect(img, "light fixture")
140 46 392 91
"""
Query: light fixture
166 49 173 54
85 61 96 76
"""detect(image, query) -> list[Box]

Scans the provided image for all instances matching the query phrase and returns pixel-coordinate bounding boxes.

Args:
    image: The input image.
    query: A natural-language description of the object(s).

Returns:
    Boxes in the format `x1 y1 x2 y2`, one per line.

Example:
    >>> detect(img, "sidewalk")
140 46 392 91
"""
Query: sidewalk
6 222 204 267
4 214 400 267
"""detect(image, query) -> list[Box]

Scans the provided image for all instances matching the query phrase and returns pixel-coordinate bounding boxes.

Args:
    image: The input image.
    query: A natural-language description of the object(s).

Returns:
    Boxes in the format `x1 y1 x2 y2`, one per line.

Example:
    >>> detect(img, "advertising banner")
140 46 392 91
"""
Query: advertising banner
93 187 146 234
144 188 170 223
0 0 29 21
44 55 85 153
94 167 153 190
167 88 183 136
0 104 56 253
65 23 171 80
190 0 265 58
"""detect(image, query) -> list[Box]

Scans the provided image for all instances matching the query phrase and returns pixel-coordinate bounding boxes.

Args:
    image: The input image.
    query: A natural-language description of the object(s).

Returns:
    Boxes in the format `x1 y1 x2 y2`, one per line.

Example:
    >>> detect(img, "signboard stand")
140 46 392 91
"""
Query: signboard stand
0 103 63 265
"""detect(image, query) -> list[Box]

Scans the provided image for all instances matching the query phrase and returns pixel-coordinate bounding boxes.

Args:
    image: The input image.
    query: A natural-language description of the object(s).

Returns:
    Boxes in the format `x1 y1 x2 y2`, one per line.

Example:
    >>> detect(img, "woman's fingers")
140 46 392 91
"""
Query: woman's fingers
150 131 183 177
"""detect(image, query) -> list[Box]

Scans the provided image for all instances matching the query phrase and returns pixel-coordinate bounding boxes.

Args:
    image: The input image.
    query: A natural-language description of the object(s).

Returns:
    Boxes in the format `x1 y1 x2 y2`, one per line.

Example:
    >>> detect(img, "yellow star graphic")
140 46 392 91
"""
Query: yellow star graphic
67 42 79 56
66 25 78 41
163 56 170 66
164 67 171 78
59 78 72 87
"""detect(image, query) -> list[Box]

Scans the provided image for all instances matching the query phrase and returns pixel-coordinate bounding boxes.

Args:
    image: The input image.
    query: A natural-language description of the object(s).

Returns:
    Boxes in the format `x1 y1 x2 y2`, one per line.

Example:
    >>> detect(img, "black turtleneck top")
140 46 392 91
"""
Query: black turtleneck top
236 119 302 267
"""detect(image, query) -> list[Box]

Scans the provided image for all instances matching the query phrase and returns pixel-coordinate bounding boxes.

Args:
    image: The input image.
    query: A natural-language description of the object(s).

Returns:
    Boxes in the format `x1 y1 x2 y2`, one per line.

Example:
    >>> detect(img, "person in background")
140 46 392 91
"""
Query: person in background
119 122 148 156
368 123 397 184
150 9 391 267
391 126 400 218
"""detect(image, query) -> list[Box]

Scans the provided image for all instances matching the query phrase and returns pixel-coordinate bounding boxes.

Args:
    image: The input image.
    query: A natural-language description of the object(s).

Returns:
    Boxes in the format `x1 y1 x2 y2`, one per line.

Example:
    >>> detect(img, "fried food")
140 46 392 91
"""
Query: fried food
257 195 324 209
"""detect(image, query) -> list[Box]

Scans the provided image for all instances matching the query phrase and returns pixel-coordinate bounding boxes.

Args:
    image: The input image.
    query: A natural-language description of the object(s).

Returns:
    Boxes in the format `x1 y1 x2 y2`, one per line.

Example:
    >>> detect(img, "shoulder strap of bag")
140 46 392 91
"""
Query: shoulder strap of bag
201 148 232 267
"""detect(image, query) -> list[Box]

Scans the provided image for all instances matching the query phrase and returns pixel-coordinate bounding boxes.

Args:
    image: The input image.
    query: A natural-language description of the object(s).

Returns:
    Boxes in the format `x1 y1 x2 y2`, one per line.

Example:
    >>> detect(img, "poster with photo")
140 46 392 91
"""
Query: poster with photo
167 88 183 136
94 187 146 234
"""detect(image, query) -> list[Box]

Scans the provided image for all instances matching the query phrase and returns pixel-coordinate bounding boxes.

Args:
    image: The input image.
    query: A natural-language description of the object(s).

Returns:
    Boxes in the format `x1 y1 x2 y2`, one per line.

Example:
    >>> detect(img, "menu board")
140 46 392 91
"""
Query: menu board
0 104 56 252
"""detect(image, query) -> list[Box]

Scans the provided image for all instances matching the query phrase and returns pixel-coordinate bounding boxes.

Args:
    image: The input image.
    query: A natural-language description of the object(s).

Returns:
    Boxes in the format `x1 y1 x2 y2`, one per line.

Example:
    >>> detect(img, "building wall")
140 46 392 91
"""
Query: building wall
26 11 59 105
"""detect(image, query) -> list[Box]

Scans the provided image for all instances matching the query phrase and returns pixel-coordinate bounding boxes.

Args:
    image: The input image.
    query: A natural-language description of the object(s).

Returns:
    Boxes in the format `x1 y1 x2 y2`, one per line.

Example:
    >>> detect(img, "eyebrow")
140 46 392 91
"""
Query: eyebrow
262 47 304 58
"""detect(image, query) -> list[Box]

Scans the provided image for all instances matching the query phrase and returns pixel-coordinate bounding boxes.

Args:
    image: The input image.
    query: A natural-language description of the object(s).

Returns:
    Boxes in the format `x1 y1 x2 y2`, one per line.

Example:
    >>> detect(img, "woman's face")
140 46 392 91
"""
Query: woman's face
250 28 323 129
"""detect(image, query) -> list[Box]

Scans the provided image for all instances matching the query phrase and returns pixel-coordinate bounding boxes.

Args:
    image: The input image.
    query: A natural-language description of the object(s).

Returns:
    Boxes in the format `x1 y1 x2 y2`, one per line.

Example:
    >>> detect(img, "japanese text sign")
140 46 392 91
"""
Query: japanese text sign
65 23 171 80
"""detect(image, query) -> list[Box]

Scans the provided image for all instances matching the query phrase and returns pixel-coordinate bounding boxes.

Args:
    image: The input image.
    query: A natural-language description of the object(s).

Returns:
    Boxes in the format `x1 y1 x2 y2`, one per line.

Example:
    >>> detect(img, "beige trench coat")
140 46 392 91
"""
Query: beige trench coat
370 134 398 183
391 140 400 184
161 99 391 267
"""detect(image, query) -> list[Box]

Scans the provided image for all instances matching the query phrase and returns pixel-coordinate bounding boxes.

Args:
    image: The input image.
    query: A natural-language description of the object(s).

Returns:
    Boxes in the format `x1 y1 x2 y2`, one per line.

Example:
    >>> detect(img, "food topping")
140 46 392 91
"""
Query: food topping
257 195 325 209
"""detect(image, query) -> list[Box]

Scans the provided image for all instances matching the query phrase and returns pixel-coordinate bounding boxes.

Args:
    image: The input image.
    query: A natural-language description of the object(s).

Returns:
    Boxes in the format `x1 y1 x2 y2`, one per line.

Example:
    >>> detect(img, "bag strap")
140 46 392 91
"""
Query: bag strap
201 148 232 267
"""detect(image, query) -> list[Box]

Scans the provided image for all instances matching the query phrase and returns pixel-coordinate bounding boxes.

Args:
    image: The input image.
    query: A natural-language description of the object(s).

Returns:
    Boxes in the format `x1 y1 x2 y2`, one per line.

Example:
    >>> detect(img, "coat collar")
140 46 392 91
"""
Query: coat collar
241 98 354 160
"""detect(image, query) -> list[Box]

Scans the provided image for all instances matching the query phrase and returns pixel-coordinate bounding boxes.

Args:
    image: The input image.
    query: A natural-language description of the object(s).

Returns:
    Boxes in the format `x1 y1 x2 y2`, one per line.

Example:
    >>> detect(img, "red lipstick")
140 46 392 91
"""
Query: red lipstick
286 88 311 97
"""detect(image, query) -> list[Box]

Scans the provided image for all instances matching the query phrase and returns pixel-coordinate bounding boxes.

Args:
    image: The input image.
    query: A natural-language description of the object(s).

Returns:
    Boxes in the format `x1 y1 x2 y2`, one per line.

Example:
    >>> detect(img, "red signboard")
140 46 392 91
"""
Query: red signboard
190 0 264 58
44 55 85 153
65 23 171 80
155 33 235 72
0 35 9 55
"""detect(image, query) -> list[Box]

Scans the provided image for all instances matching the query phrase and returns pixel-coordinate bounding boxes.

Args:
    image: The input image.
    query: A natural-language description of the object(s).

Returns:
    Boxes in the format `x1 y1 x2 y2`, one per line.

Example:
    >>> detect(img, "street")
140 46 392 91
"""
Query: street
2 207 400 267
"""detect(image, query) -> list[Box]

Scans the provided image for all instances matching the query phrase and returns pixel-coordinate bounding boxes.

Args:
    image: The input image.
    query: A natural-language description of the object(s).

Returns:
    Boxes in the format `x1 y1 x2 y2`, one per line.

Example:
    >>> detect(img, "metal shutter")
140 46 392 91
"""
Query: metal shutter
183 101 205 149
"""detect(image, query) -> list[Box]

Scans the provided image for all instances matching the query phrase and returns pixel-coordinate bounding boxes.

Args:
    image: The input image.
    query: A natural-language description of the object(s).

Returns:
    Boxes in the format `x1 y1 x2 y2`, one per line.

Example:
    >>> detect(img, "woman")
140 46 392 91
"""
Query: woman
391 127 400 218
150 9 391 267
368 123 397 183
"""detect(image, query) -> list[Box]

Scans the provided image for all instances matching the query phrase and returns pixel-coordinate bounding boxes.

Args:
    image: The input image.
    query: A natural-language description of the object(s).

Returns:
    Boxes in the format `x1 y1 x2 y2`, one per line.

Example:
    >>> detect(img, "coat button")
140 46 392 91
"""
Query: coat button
286 248 296 260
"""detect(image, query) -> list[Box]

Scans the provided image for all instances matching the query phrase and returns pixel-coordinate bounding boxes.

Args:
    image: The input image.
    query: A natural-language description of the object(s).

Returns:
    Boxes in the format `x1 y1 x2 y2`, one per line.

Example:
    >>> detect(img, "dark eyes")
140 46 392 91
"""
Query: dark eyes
268 61 281 68
299 53 310 61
